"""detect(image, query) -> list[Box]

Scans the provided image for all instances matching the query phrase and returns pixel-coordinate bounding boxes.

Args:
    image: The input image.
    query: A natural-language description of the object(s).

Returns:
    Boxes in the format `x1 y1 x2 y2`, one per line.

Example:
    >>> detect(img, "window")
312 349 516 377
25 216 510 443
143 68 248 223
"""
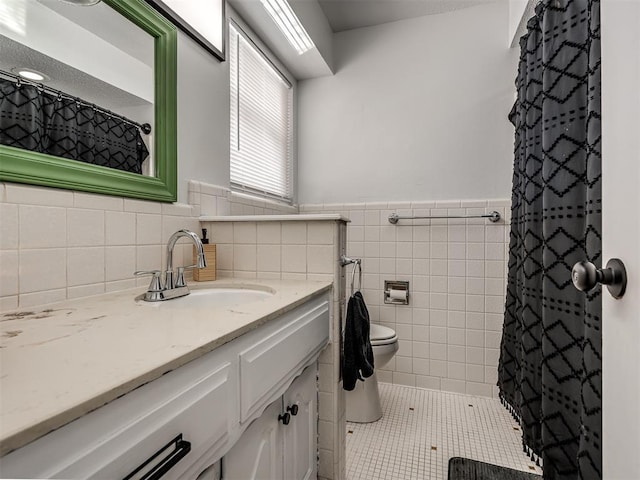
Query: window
229 22 294 203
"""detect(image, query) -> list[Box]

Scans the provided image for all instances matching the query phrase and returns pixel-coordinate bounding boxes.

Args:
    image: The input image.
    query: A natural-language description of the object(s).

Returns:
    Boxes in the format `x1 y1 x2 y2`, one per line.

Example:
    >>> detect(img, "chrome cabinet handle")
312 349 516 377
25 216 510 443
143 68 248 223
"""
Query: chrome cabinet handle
571 258 627 299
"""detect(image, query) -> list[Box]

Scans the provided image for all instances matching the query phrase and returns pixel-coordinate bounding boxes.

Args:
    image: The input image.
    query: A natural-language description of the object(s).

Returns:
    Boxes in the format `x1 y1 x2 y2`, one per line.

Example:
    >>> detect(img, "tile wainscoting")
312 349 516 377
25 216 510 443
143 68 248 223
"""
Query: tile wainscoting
301 199 511 398
0 181 297 310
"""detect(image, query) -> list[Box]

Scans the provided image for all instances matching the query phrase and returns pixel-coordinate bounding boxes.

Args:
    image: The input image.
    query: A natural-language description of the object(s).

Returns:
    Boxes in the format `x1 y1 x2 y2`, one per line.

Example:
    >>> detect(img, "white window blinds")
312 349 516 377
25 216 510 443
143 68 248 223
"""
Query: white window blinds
229 23 294 202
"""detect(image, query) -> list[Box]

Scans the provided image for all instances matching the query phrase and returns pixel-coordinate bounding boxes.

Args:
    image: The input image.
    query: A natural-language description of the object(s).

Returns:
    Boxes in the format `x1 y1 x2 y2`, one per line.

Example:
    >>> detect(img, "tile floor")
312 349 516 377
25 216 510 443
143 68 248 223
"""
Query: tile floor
346 383 543 480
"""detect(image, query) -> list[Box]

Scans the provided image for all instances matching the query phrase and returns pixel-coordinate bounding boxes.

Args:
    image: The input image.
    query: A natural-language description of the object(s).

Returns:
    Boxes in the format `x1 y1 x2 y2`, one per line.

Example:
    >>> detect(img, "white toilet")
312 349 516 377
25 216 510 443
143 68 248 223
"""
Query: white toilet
346 323 399 423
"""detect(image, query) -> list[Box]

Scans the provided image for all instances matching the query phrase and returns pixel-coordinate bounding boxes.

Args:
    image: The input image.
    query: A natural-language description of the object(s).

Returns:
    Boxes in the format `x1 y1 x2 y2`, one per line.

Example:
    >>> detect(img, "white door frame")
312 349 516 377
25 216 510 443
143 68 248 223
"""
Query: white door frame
601 1 640 478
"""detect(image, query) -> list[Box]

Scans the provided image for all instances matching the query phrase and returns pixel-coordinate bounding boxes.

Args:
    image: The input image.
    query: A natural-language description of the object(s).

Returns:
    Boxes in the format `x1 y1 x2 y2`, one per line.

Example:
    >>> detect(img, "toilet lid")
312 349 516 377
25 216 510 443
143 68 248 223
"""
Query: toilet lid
370 324 396 342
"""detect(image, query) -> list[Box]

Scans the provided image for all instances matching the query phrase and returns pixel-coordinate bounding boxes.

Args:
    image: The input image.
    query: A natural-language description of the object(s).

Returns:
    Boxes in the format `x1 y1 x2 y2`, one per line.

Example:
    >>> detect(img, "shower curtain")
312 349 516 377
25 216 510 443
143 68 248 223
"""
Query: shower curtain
498 0 601 479
0 79 149 174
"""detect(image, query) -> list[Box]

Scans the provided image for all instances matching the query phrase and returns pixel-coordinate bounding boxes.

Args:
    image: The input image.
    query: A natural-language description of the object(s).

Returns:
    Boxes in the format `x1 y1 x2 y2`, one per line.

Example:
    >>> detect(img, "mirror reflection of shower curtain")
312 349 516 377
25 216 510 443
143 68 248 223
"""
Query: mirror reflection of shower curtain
498 1 602 479
0 79 149 174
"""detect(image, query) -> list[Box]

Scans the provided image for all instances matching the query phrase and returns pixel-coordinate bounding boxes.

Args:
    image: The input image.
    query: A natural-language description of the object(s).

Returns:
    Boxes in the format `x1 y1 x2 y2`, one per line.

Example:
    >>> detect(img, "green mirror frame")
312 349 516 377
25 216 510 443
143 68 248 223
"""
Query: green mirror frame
0 0 178 202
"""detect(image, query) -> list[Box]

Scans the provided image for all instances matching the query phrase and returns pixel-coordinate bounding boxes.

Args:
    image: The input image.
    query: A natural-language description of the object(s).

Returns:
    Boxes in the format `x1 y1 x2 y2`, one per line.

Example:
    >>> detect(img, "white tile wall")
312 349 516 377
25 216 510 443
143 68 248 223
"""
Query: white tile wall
0 182 347 480
202 218 347 480
301 199 511 398
0 183 200 310
188 180 298 216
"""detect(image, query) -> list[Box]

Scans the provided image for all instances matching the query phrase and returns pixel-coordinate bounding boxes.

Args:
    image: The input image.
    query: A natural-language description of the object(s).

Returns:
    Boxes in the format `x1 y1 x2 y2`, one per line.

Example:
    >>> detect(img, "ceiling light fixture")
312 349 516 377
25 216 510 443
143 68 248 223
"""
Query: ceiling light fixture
12 68 49 82
260 0 315 55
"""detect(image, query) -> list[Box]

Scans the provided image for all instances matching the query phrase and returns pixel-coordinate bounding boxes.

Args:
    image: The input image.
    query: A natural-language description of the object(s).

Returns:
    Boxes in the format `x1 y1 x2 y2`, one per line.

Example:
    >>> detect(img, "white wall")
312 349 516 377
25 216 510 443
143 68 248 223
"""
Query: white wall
297 1 518 204
176 31 231 203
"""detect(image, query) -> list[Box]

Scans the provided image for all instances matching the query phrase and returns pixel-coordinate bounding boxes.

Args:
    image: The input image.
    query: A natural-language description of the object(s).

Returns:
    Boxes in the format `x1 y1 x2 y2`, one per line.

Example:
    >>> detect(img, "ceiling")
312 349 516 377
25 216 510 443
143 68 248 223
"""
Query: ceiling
317 0 494 32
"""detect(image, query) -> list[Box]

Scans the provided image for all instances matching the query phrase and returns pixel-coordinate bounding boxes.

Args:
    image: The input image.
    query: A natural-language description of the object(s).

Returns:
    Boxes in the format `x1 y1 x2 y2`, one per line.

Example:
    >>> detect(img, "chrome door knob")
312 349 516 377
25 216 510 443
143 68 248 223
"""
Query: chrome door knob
571 258 627 299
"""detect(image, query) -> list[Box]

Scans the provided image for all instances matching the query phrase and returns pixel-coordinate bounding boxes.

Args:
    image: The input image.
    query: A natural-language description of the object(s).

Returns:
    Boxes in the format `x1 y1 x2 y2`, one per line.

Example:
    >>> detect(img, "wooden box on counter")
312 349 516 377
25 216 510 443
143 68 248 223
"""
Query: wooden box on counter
193 244 217 281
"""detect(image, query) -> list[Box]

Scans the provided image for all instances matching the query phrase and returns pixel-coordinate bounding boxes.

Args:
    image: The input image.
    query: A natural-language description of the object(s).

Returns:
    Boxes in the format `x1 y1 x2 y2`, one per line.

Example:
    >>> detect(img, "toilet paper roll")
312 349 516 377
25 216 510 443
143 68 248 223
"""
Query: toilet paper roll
388 289 407 301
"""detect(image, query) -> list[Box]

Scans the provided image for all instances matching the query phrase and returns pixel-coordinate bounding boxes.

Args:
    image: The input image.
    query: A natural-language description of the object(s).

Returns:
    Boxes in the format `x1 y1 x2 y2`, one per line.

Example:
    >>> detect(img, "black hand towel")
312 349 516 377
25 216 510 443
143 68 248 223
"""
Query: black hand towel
343 291 374 391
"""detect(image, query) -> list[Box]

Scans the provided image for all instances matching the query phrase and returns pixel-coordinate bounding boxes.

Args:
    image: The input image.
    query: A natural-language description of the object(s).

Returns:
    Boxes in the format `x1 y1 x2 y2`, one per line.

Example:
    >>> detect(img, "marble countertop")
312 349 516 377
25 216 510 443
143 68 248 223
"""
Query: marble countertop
0 279 332 456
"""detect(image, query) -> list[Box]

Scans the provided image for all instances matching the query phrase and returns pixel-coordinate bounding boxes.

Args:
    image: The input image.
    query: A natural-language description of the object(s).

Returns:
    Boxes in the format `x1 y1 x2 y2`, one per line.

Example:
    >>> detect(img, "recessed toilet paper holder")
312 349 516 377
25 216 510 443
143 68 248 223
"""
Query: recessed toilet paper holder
384 280 410 305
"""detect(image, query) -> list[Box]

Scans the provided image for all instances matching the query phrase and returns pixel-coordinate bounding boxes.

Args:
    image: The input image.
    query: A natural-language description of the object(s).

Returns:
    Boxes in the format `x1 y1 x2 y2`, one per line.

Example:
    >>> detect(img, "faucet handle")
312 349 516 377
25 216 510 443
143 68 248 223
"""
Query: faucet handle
134 270 163 291
175 265 199 288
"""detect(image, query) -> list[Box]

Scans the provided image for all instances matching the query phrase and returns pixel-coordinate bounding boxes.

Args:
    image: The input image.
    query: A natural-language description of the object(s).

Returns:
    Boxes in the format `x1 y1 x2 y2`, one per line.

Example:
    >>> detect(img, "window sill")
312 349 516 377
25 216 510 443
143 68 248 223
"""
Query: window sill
228 190 298 214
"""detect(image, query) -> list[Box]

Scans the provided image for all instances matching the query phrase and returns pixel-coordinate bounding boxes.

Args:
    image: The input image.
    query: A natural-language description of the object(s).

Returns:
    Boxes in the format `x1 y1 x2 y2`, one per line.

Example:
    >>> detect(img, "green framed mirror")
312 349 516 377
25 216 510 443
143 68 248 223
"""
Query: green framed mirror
0 0 177 202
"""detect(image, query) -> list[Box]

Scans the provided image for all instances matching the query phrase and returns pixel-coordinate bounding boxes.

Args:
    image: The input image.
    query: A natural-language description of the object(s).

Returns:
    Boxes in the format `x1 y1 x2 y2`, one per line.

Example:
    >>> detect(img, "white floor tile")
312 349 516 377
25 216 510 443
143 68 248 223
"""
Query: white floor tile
346 383 542 480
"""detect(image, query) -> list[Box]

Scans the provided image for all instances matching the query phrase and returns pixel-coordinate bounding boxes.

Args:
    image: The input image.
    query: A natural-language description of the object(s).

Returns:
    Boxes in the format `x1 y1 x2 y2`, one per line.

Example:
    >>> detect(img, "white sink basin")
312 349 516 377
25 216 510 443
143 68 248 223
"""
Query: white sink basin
138 286 275 309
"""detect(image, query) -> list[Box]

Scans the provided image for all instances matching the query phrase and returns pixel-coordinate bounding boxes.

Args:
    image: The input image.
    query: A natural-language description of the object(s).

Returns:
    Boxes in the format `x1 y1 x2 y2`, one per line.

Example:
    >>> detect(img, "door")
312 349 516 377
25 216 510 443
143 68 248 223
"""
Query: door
223 401 283 480
283 365 318 480
601 1 640 478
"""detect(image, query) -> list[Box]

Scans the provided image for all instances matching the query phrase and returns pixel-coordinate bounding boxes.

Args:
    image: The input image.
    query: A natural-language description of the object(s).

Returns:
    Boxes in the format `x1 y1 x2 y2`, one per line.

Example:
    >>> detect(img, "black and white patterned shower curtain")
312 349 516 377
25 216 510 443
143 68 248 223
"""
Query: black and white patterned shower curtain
0 79 149 174
498 0 601 479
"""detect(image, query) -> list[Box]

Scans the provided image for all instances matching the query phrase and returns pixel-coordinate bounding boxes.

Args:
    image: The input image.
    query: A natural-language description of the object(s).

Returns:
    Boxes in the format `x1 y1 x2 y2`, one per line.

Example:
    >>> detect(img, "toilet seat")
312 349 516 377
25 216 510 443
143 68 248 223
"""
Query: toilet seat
370 324 397 346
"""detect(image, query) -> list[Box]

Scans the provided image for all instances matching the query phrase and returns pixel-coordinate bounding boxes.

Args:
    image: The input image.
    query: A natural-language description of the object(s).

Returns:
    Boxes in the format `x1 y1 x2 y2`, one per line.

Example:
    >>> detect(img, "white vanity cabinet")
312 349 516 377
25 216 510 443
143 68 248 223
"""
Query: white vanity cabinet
223 364 317 480
0 292 330 480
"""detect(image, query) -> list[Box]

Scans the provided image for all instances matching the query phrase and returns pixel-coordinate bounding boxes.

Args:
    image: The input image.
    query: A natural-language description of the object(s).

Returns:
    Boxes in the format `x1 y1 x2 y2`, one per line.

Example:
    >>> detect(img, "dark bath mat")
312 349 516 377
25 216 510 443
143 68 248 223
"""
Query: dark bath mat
448 457 542 480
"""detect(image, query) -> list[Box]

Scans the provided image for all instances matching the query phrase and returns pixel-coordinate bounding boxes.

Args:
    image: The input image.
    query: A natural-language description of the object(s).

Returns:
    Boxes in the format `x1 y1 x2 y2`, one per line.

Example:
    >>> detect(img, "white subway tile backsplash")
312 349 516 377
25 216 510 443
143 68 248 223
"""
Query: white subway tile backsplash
257 245 281 272
0 204 19 249
0 296 18 311
307 245 333 274
123 198 162 214
20 206 67 249
234 223 257 244
233 244 257 271
136 214 162 245
282 244 307 273
105 246 136 282
67 247 105 286
5 184 73 207
0 250 18 296
68 283 105 300
19 289 67 308
282 222 307 244
68 209 105 247
75 192 123 211
136 245 162 272
19 248 67 293
106 211 136 245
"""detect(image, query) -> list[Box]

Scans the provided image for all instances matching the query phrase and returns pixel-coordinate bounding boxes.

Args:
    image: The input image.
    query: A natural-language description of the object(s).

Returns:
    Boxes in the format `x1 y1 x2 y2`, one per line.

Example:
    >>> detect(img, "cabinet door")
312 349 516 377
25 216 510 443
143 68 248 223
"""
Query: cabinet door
223 401 283 480
283 365 318 480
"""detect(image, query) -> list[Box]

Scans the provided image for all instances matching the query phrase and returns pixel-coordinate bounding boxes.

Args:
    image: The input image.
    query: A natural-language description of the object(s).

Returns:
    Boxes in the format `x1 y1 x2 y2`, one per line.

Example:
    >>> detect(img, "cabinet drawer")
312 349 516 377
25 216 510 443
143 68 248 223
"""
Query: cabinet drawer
1 355 235 479
239 300 329 423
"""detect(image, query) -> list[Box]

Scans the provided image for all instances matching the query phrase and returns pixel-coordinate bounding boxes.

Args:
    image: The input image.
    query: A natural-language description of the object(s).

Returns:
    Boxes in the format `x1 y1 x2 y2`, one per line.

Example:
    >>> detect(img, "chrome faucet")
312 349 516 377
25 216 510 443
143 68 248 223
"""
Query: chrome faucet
135 229 207 302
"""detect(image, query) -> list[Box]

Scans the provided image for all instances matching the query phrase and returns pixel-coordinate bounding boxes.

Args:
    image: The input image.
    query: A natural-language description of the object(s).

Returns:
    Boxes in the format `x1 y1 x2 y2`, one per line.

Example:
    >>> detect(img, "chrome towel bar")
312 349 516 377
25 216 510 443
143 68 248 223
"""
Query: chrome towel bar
388 211 501 224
